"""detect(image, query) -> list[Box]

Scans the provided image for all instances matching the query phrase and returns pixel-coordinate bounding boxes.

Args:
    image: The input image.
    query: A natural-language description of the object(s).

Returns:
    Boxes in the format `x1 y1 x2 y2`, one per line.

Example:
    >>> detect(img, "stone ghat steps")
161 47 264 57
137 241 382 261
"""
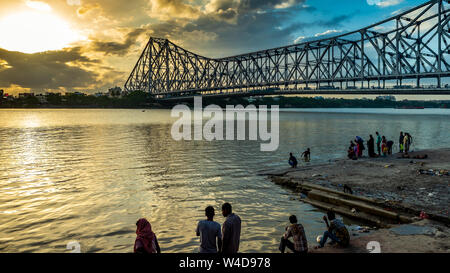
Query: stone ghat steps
271 176 415 227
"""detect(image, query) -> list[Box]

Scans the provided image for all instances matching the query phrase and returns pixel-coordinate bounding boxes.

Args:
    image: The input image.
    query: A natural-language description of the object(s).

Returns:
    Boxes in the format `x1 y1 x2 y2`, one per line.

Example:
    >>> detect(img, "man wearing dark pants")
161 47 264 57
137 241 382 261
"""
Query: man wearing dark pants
279 215 308 253
221 203 241 254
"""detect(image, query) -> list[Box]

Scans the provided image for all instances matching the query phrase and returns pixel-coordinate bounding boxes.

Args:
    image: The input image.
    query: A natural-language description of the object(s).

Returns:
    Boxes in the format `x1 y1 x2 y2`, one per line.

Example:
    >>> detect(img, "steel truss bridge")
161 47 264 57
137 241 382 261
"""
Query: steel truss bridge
125 0 450 100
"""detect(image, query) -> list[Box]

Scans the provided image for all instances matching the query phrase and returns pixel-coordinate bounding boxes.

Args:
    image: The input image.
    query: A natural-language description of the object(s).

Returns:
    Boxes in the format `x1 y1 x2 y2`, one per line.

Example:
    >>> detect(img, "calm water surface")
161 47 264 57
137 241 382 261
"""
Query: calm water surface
0 108 449 253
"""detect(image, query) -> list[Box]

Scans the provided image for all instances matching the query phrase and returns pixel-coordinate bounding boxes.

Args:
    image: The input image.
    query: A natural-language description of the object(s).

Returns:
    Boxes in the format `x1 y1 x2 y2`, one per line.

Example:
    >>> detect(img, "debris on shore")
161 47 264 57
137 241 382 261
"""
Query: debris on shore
265 148 450 252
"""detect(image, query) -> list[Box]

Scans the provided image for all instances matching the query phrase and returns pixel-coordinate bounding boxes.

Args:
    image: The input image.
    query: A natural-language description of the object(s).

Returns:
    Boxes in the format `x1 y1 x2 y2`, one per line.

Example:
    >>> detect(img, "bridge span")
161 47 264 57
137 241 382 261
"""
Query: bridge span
125 0 450 100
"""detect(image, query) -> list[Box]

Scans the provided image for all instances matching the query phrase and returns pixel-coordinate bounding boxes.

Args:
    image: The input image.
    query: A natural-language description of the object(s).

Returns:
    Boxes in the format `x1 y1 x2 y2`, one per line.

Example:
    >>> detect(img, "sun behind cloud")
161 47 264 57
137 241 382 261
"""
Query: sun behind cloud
0 2 84 53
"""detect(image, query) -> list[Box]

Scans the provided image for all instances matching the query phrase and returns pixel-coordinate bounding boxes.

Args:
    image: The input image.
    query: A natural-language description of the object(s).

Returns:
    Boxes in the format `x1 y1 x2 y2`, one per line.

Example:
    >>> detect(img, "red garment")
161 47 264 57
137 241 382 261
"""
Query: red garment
134 218 156 253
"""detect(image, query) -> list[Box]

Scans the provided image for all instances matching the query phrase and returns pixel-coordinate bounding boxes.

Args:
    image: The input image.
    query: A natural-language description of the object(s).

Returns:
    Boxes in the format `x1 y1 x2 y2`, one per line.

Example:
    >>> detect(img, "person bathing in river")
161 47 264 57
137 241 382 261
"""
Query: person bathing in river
301 148 311 162
289 153 298 168
279 215 308 254
315 211 350 249
387 139 394 155
134 218 161 254
367 135 375 157
399 132 404 153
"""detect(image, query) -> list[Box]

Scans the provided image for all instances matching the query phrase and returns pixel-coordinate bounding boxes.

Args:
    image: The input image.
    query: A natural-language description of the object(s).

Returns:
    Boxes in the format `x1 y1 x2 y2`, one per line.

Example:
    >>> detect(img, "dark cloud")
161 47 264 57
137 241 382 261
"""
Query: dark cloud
0 47 98 90
314 13 357 28
91 28 147 56
144 1 318 57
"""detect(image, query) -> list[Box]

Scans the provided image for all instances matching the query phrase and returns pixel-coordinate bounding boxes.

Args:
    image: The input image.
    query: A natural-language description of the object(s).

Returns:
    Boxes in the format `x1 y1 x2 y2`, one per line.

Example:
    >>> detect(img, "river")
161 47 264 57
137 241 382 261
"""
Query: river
0 108 449 252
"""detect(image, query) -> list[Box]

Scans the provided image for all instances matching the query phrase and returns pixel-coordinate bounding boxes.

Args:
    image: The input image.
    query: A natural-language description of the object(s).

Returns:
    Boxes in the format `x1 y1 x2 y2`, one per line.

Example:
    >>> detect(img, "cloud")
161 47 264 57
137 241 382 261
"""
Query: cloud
314 29 341 37
91 28 147 56
293 36 305 44
148 0 202 20
67 0 81 5
0 47 99 91
367 0 403 8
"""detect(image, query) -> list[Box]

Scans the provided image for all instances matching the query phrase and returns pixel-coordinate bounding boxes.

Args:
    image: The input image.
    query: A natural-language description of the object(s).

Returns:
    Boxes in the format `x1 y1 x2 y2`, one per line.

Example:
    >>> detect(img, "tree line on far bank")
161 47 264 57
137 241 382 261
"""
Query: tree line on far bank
1 91 448 109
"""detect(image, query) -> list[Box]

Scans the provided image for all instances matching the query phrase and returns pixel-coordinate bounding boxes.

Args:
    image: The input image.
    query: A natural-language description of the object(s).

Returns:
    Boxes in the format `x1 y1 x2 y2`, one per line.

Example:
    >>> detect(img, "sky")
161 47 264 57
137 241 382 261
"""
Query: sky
0 0 437 95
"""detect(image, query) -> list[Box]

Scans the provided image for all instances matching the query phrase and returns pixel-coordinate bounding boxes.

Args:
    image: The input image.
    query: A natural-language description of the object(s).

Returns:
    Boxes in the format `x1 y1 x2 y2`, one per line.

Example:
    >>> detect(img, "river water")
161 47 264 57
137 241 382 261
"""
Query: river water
0 108 449 253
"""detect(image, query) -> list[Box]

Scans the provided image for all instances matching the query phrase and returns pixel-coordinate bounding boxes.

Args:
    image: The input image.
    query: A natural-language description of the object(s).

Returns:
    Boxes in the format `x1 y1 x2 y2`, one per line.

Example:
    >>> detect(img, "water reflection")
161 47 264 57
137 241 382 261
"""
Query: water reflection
0 109 449 253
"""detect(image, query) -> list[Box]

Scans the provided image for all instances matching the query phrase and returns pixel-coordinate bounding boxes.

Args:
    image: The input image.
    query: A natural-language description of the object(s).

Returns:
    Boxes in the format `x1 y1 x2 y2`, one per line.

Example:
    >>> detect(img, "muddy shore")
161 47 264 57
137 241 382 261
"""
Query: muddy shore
265 148 450 253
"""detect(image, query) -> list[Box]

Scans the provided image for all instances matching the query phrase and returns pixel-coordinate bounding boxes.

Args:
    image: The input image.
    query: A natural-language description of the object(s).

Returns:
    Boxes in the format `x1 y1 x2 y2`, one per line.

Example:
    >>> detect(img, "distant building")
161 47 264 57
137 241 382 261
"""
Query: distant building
0 89 3 97
94 92 106 97
376 95 396 101
35 94 47 104
19 93 35 98
45 92 61 96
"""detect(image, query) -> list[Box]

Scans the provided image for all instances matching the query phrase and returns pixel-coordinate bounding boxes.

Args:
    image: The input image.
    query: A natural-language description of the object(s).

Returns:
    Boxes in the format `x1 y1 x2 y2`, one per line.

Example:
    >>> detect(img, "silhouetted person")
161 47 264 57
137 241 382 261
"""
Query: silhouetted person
289 153 298 168
134 218 161 254
367 135 375 157
279 215 308 253
301 148 311 162
221 203 241 254
196 206 222 253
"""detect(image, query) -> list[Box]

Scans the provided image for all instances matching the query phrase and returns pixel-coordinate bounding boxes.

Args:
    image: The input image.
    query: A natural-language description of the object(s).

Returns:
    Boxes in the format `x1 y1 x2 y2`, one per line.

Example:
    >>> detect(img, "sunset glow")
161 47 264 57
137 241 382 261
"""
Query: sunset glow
0 10 81 53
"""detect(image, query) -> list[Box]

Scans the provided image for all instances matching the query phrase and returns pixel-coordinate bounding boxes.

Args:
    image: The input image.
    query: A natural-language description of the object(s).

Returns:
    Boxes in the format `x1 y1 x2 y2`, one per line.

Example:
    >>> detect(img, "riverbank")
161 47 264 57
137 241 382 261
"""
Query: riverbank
265 148 450 253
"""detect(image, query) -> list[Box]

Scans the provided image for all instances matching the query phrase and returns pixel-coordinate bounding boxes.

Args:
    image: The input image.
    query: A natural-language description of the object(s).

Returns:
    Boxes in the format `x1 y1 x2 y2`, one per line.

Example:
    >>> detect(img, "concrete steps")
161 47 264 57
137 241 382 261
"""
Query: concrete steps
270 175 414 227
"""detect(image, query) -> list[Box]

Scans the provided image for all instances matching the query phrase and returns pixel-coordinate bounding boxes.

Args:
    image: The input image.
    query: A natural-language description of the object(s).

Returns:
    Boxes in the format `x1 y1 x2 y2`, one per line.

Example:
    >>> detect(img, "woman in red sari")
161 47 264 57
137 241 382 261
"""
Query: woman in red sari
134 218 161 253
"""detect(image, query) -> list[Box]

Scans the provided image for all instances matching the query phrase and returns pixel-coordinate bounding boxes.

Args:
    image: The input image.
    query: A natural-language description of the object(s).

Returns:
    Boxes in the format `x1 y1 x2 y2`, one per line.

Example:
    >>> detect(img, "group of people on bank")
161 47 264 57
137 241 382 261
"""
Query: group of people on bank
134 202 350 254
348 131 413 159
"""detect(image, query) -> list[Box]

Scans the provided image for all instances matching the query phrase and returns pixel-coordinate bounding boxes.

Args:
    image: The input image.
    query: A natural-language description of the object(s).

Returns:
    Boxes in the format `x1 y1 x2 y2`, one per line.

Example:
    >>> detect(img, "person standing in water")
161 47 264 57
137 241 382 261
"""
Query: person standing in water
289 153 298 168
376 132 382 156
134 218 161 254
399 132 404 153
196 206 222 253
301 148 311 162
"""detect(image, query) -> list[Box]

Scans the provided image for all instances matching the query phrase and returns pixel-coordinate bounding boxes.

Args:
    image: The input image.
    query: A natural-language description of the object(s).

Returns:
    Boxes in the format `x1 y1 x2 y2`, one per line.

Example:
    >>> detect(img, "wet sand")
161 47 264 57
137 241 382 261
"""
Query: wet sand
266 148 450 253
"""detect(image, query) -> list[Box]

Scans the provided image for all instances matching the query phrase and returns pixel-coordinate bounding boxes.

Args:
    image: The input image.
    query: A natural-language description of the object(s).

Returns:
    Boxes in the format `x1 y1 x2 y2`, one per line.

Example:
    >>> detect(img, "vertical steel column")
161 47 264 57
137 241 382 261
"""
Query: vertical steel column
438 0 443 87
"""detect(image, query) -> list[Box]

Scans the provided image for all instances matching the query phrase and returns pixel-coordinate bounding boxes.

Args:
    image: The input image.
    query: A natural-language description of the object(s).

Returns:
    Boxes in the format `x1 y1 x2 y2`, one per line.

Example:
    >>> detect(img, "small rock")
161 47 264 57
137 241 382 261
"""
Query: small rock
435 231 446 238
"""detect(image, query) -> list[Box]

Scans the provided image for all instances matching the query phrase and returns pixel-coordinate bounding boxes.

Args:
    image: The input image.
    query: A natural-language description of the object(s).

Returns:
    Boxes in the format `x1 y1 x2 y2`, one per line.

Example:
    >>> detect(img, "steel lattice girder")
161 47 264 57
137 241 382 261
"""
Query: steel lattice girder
124 0 450 96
